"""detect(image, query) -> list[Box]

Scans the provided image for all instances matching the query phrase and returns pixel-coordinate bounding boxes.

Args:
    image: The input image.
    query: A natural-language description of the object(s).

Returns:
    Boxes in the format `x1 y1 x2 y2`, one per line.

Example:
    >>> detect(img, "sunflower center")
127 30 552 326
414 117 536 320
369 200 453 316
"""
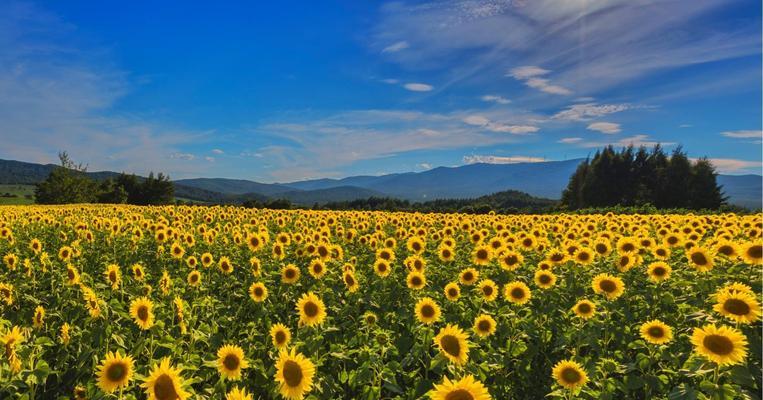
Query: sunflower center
303 301 319 317
223 354 240 371
445 389 474 400
137 305 149 321
595 244 607 254
747 245 762 259
153 374 179 400
653 267 666 276
599 280 616 293
421 305 435 318
440 334 461 356
345 275 355 286
551 253 564 262
718 245 734 256
703 334 734 355
477 320 491 332
109 271 117 282
539 274 551 284
511 288 525 299
482 286 494 296
463 272 473 281
723 299 751 315
378 263 387 272
578 252 590 261
254 287 264 297
561 367 582 383
622 243 635 252
442 249 451 258
275 331 286 344
282 360 303 387
577 303 591 314
647 326 665 338
411 276 422 286
68 269 75 280
285 269 296 279
505 255 518 265
106 362 127 382
690 252 708 265
190 274 198 283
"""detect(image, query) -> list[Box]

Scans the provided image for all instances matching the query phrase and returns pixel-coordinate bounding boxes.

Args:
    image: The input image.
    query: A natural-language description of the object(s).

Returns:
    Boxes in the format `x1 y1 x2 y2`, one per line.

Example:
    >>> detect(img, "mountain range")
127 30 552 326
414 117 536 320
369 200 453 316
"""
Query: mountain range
0 158 759 208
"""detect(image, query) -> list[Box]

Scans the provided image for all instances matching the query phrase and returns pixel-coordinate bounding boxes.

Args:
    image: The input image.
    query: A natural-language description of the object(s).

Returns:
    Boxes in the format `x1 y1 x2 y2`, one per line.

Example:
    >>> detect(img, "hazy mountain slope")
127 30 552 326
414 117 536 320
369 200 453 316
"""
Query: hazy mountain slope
717 174 762 209
175 178 294 196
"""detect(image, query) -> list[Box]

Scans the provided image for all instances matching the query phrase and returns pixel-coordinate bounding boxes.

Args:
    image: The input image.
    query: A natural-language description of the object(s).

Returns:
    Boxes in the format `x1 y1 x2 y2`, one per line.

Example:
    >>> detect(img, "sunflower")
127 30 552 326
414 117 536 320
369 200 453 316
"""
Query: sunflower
249 282 268 303
58 246 73 261
405 255 426 272
429 374 491 400
185 256 198 269
406 236 426 254
713 290 761 324
546 248 568 265
498 250 523 271
246 232 264 252
343 271 359 292
433 324 470 365
296 292 326 327
504 281 531 305
639 320 673 345
270 323 292 349
591 239 612 257
308 259 326 279
573 247 594 265
201 252 214 268
646 261 671 283
572 299 596 319
552 359 588 390
363 311 378 326
249 256 262 276
615 253 636 272
170 242 185 259
592 273 625 300
96 351 134 393
187 270 201 287
104 264 121 290
373 259 392 278
29 238 42 254
478 279 499 302
472 245 492 266
274 348 316 400
652 245 670 260
129 297 155 330
33 305 45 328
534 270 557 289
60 322 71 345
415 297 441 325
66 264 81 285
0 283 13 305
226 386 253 400
714 241 739 259
132 263 146 281
444 282 461 301
219 256 234 274
473 314 497 338
438 246 455 262
687 247 714 272
459 268 479 285
690 325 748 366
616 237 639 254
406 271 427 290
740 241 763 265
142 357 189 400
217 344 249 380
282 264 300 284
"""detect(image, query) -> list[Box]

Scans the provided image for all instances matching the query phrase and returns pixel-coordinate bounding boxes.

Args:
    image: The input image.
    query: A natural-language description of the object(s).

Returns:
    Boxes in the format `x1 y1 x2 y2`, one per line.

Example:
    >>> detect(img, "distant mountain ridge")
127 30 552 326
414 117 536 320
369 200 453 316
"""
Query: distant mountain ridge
0 158 759 208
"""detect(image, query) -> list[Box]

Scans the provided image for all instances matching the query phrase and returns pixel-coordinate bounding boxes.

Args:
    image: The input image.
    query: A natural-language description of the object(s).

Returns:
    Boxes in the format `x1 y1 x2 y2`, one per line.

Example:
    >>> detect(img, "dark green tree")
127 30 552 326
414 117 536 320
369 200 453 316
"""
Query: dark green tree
35 152 98 204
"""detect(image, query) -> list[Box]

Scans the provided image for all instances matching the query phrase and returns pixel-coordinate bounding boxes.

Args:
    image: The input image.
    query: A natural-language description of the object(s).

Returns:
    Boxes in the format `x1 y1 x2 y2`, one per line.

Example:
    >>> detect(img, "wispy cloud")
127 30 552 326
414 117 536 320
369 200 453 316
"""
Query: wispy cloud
382 40 409 53
697 158 762 174
211 149 224 154
508 66 571 95
463 155 547 164
558 137 583 144
587 122 621 134
481 95 510 104
462 115 538 134
553 103 631 121
575 134 673 149
403 82 434 92
169 153 195 161
721 130 762 139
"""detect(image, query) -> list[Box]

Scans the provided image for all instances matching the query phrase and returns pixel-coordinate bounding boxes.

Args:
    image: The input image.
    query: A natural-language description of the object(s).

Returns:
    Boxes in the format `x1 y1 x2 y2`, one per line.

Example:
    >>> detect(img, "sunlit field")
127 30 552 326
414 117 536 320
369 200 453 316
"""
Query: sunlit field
0 205 761 399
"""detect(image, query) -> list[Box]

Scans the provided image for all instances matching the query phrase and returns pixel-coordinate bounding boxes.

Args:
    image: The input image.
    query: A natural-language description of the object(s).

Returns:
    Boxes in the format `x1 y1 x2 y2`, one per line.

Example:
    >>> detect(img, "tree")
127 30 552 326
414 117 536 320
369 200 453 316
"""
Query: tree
35 152 98 204
689 158 725 209
97 179 128 204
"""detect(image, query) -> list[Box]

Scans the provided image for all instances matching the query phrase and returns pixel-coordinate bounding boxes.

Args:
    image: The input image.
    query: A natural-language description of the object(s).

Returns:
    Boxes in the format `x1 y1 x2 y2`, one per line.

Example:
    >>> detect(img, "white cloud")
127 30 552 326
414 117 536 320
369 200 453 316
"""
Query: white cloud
558 137 583 144
702 158 762 174
382 41 409 53
508 66 571 95
553 103 631 121
462 115 490 126
721 130 762 139
211 149 224 154
403 82 434 92
417 162 432 170
381 78 399 84
170 153 195 161
508 66 549 79
481 94 510 104
463 155 547 164
587 122 621 134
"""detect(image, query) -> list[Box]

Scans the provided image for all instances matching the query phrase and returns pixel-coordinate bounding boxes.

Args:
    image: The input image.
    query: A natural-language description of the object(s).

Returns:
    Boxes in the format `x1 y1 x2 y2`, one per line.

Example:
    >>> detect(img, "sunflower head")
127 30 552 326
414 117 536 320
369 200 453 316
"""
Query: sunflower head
473 315 497 338
713 290 761 324
406 271 427 290
646 261 671 283
282 264 300 284
415 297 441 325
478 279 498 302
275 348 316 400
96 351 134 393
691 324 748 366
592 273 625 300
552 359 588 390
639 320 673 345
572 299 596 319
434 324 470 365
217 344 249 380
504 281 531 305
142 357 189 400
444 282 461 301
534 270 557 289
270 323 292 349
249 282 268 303
296 292 326 327
129 297 155 330
429 374 491 400
459 268 479 285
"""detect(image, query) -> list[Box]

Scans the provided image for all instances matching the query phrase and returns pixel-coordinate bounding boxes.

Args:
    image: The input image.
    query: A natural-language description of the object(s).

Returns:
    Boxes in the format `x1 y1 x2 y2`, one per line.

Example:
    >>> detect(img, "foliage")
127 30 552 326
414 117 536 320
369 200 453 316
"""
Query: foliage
561 146 726 210
0 205 760 399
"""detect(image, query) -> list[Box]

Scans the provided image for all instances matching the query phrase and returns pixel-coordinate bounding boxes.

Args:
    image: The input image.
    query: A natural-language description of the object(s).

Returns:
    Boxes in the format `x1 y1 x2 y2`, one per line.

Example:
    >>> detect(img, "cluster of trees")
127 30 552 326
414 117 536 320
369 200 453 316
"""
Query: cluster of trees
35 152 175 205
561 145 725 210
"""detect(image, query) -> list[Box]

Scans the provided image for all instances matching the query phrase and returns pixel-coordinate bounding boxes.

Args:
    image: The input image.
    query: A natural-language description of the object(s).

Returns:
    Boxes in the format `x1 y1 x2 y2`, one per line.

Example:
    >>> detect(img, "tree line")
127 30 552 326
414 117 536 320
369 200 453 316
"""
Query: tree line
35 152 174 205
561 145 725 210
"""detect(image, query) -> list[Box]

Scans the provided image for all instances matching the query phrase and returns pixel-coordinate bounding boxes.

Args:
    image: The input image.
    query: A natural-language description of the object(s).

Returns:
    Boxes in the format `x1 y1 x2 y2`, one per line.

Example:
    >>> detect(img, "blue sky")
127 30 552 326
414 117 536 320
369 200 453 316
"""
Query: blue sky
0 0 760 181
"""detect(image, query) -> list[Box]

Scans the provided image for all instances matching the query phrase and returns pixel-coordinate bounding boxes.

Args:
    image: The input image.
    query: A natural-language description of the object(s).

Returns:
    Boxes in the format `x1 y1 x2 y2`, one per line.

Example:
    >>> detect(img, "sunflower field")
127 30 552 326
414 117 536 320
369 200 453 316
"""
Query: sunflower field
0 205 761 400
